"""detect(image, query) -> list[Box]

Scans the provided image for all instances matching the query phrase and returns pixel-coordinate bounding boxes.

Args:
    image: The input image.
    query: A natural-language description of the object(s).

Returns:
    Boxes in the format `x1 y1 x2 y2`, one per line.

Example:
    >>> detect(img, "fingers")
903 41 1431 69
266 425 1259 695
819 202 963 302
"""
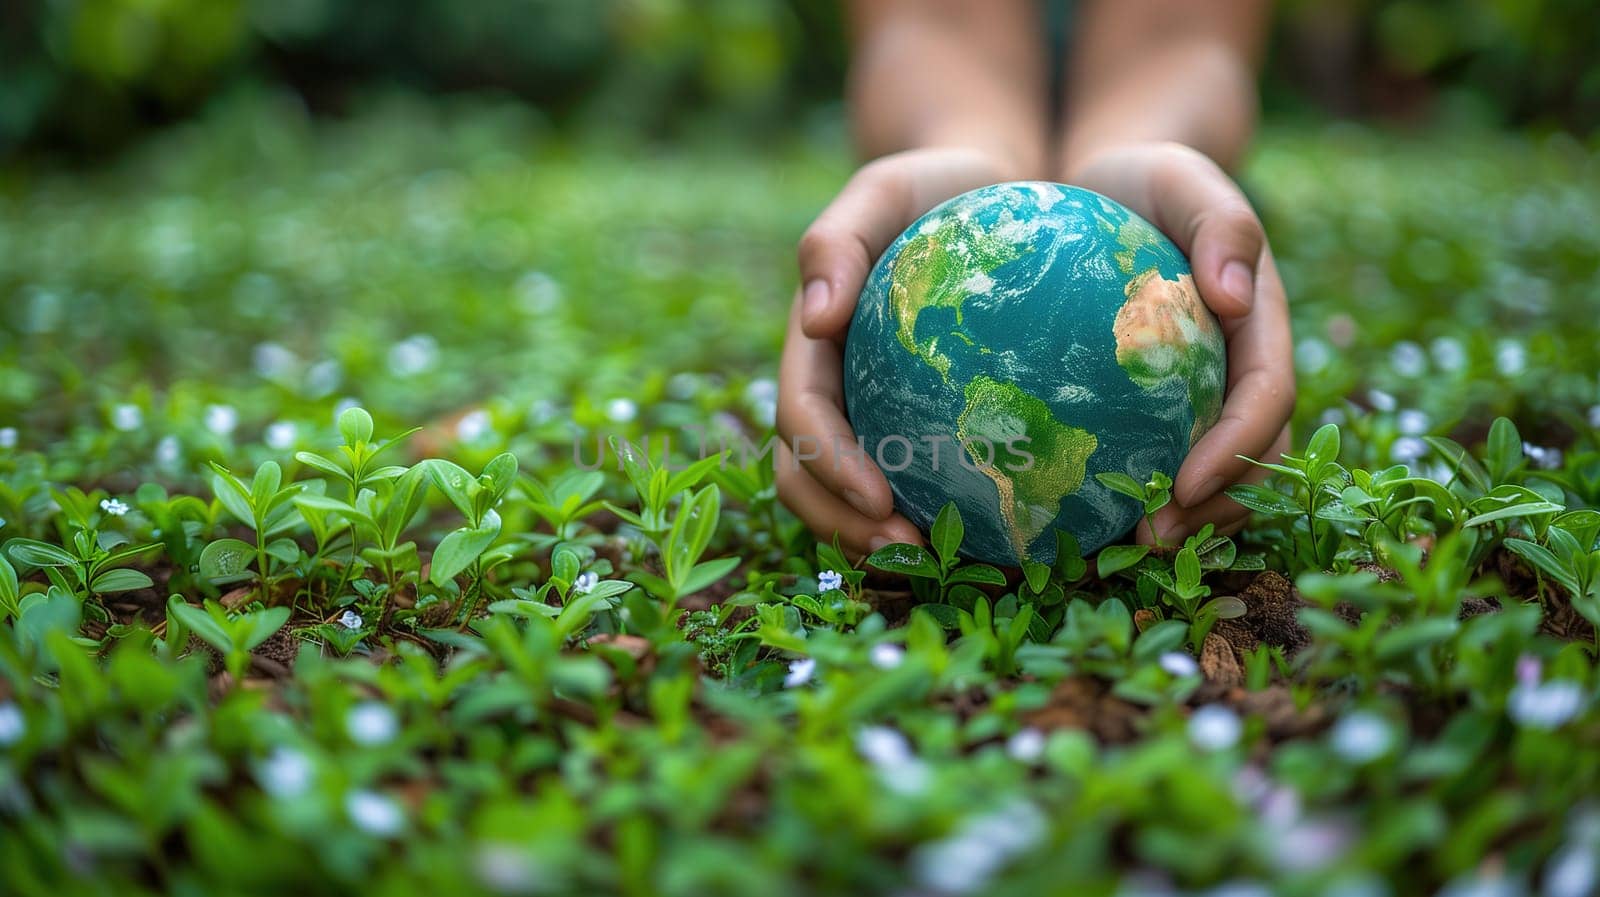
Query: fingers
796 159 918 342
1138 424 1290 546
1144 147 1265 319
1175 249 1294 509
775 440 924 560
777 295 896 519
796 148 1008 343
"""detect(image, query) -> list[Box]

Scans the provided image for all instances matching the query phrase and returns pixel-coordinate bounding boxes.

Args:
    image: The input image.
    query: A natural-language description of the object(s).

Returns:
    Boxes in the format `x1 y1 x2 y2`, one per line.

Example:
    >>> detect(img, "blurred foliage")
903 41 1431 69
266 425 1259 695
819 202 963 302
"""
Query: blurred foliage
3 0 1597 156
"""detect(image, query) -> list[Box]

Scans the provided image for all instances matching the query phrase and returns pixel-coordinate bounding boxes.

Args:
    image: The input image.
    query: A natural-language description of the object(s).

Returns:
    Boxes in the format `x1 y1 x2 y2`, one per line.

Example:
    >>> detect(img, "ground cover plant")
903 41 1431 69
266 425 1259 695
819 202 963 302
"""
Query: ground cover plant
2 96 1600 896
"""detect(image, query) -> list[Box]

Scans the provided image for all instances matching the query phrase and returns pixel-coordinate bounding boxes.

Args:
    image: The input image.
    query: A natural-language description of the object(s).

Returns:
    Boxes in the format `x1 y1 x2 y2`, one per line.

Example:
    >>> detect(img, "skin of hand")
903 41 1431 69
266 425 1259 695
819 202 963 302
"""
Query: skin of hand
1065 142 1293 545
775 146 1021 558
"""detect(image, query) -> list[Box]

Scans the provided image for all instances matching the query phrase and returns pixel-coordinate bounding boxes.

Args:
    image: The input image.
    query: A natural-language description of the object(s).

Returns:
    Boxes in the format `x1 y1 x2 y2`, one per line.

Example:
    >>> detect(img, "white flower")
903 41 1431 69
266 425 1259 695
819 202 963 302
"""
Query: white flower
1430 336 1467 372
743 378 778 424
1524 442 1563 471
1546 844 1598 897
1509 680 1585 730
111 403 143 432
155 435 181 467
305 360 343 398
1295 338 1332 374
1318 407 1347 428
0 703 25 746
386 334 439 377
338 610 364 630
345 789 404 836
1259 785 1302 827
605 398 637 423
99 498 130 517
264 421 298 450
514 270 562 313
205 404 239 436
870 643 905 670
667 372 701 400
1390 341 1427 377
252 342 300 381
1391 436 1428 463
911 799 1047 894
1329 711 1394 763
526 399 557 425
1188 705 1242 751
255 746 312 798
346 701 398 746
1006 728 1046 763
473 842 543 895
817 569 844 592
1159 651 1199 678
0 427 16 449
856 725 913 767
1494 339 1527 376
456 409 492 442
784 657 816 688
744 378 778 405
1397 409 1431 435
1273 818 1354 871
1366 389 1397 413
571 572 598 596
1589 405 1600 429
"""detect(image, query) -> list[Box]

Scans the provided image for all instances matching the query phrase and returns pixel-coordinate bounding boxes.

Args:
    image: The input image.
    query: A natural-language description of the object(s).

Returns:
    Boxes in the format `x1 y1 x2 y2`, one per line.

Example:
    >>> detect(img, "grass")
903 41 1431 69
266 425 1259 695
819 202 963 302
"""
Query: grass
2 94 1599 896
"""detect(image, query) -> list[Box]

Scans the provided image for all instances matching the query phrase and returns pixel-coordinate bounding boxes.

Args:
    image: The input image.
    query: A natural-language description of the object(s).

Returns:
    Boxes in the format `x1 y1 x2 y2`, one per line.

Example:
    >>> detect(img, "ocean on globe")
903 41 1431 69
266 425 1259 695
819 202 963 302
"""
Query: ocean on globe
842 182 1226 566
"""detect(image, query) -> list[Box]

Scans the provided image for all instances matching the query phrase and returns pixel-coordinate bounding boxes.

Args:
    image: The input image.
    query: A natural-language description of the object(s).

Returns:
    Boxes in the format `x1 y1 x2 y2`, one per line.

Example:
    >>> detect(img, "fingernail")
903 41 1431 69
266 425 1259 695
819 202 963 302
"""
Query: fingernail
802 279 830 325
1221 260 1254 311
1183 476 1223 508
843 488 884 520
867 536 892 553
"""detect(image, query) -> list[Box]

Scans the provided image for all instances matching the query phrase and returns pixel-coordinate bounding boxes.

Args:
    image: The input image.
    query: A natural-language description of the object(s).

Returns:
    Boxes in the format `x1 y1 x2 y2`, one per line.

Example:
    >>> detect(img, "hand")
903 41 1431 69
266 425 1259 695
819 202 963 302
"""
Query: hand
1066 141 1294 545
776 147 1021 558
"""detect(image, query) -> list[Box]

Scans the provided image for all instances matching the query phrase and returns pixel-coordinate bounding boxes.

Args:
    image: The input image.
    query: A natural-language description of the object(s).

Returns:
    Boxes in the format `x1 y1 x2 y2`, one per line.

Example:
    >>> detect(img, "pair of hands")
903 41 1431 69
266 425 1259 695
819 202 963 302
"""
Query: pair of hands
775 142 1294 559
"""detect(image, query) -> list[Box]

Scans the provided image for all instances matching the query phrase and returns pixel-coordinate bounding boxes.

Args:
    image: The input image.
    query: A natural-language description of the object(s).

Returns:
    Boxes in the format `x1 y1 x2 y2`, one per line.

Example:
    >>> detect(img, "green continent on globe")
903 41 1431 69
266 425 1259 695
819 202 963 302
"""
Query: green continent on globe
1112 268 1227 446
889 210 1030 379
956 376 1099 562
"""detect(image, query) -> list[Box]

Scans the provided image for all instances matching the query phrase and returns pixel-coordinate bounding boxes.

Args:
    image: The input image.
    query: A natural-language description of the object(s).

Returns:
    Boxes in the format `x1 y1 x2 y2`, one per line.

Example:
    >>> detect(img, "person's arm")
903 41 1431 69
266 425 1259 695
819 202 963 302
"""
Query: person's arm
1055 0 1293 545
1058 0 1268 173
847 0 1049 177
776 0 1051 557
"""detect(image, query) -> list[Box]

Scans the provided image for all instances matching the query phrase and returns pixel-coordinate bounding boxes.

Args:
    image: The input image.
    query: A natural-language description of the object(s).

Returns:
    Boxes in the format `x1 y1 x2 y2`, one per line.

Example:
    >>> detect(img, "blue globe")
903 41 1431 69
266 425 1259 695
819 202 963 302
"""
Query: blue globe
843 182 1226 565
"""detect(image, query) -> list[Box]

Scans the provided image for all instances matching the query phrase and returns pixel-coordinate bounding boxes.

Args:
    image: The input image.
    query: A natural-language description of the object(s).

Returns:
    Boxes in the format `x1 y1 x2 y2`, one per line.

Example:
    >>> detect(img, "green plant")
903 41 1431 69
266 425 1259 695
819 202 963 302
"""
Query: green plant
1096 469 1174 546
164 595 291 682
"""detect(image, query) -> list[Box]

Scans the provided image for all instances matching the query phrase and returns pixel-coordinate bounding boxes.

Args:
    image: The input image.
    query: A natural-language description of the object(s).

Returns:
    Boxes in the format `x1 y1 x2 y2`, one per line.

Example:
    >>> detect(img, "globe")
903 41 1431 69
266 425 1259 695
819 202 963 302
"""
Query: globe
842 182 1226 566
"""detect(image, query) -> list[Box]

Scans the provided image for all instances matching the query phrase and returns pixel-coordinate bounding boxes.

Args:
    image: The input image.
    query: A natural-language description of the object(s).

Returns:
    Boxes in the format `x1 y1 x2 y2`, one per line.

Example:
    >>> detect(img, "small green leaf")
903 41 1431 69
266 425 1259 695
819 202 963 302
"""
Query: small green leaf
1463 501 1564 528
5 538 79 569
210 467 257 529
199 538 257 583
1096 544 1151 578
90 568 154 594
866 543 941 579
339 406 375 446
930 502 964 569
1206 596 1247 620
167 597 223 645
1095 472 1146 501
1225 484 1302 517
915 603 965 631
948 563 1006 586
429 510 502 585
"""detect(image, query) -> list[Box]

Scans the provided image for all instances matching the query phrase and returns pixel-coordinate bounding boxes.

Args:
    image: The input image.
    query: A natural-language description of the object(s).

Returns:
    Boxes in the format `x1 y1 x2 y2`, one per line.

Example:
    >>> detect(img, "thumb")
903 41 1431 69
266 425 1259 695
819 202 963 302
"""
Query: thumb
796 161 915 342
1187 203 1266 319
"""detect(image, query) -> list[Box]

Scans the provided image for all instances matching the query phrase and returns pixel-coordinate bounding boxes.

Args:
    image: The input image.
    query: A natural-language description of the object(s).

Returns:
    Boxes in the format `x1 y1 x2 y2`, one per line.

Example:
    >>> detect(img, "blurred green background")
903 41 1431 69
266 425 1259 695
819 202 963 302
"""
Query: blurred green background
3 0 1598 158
